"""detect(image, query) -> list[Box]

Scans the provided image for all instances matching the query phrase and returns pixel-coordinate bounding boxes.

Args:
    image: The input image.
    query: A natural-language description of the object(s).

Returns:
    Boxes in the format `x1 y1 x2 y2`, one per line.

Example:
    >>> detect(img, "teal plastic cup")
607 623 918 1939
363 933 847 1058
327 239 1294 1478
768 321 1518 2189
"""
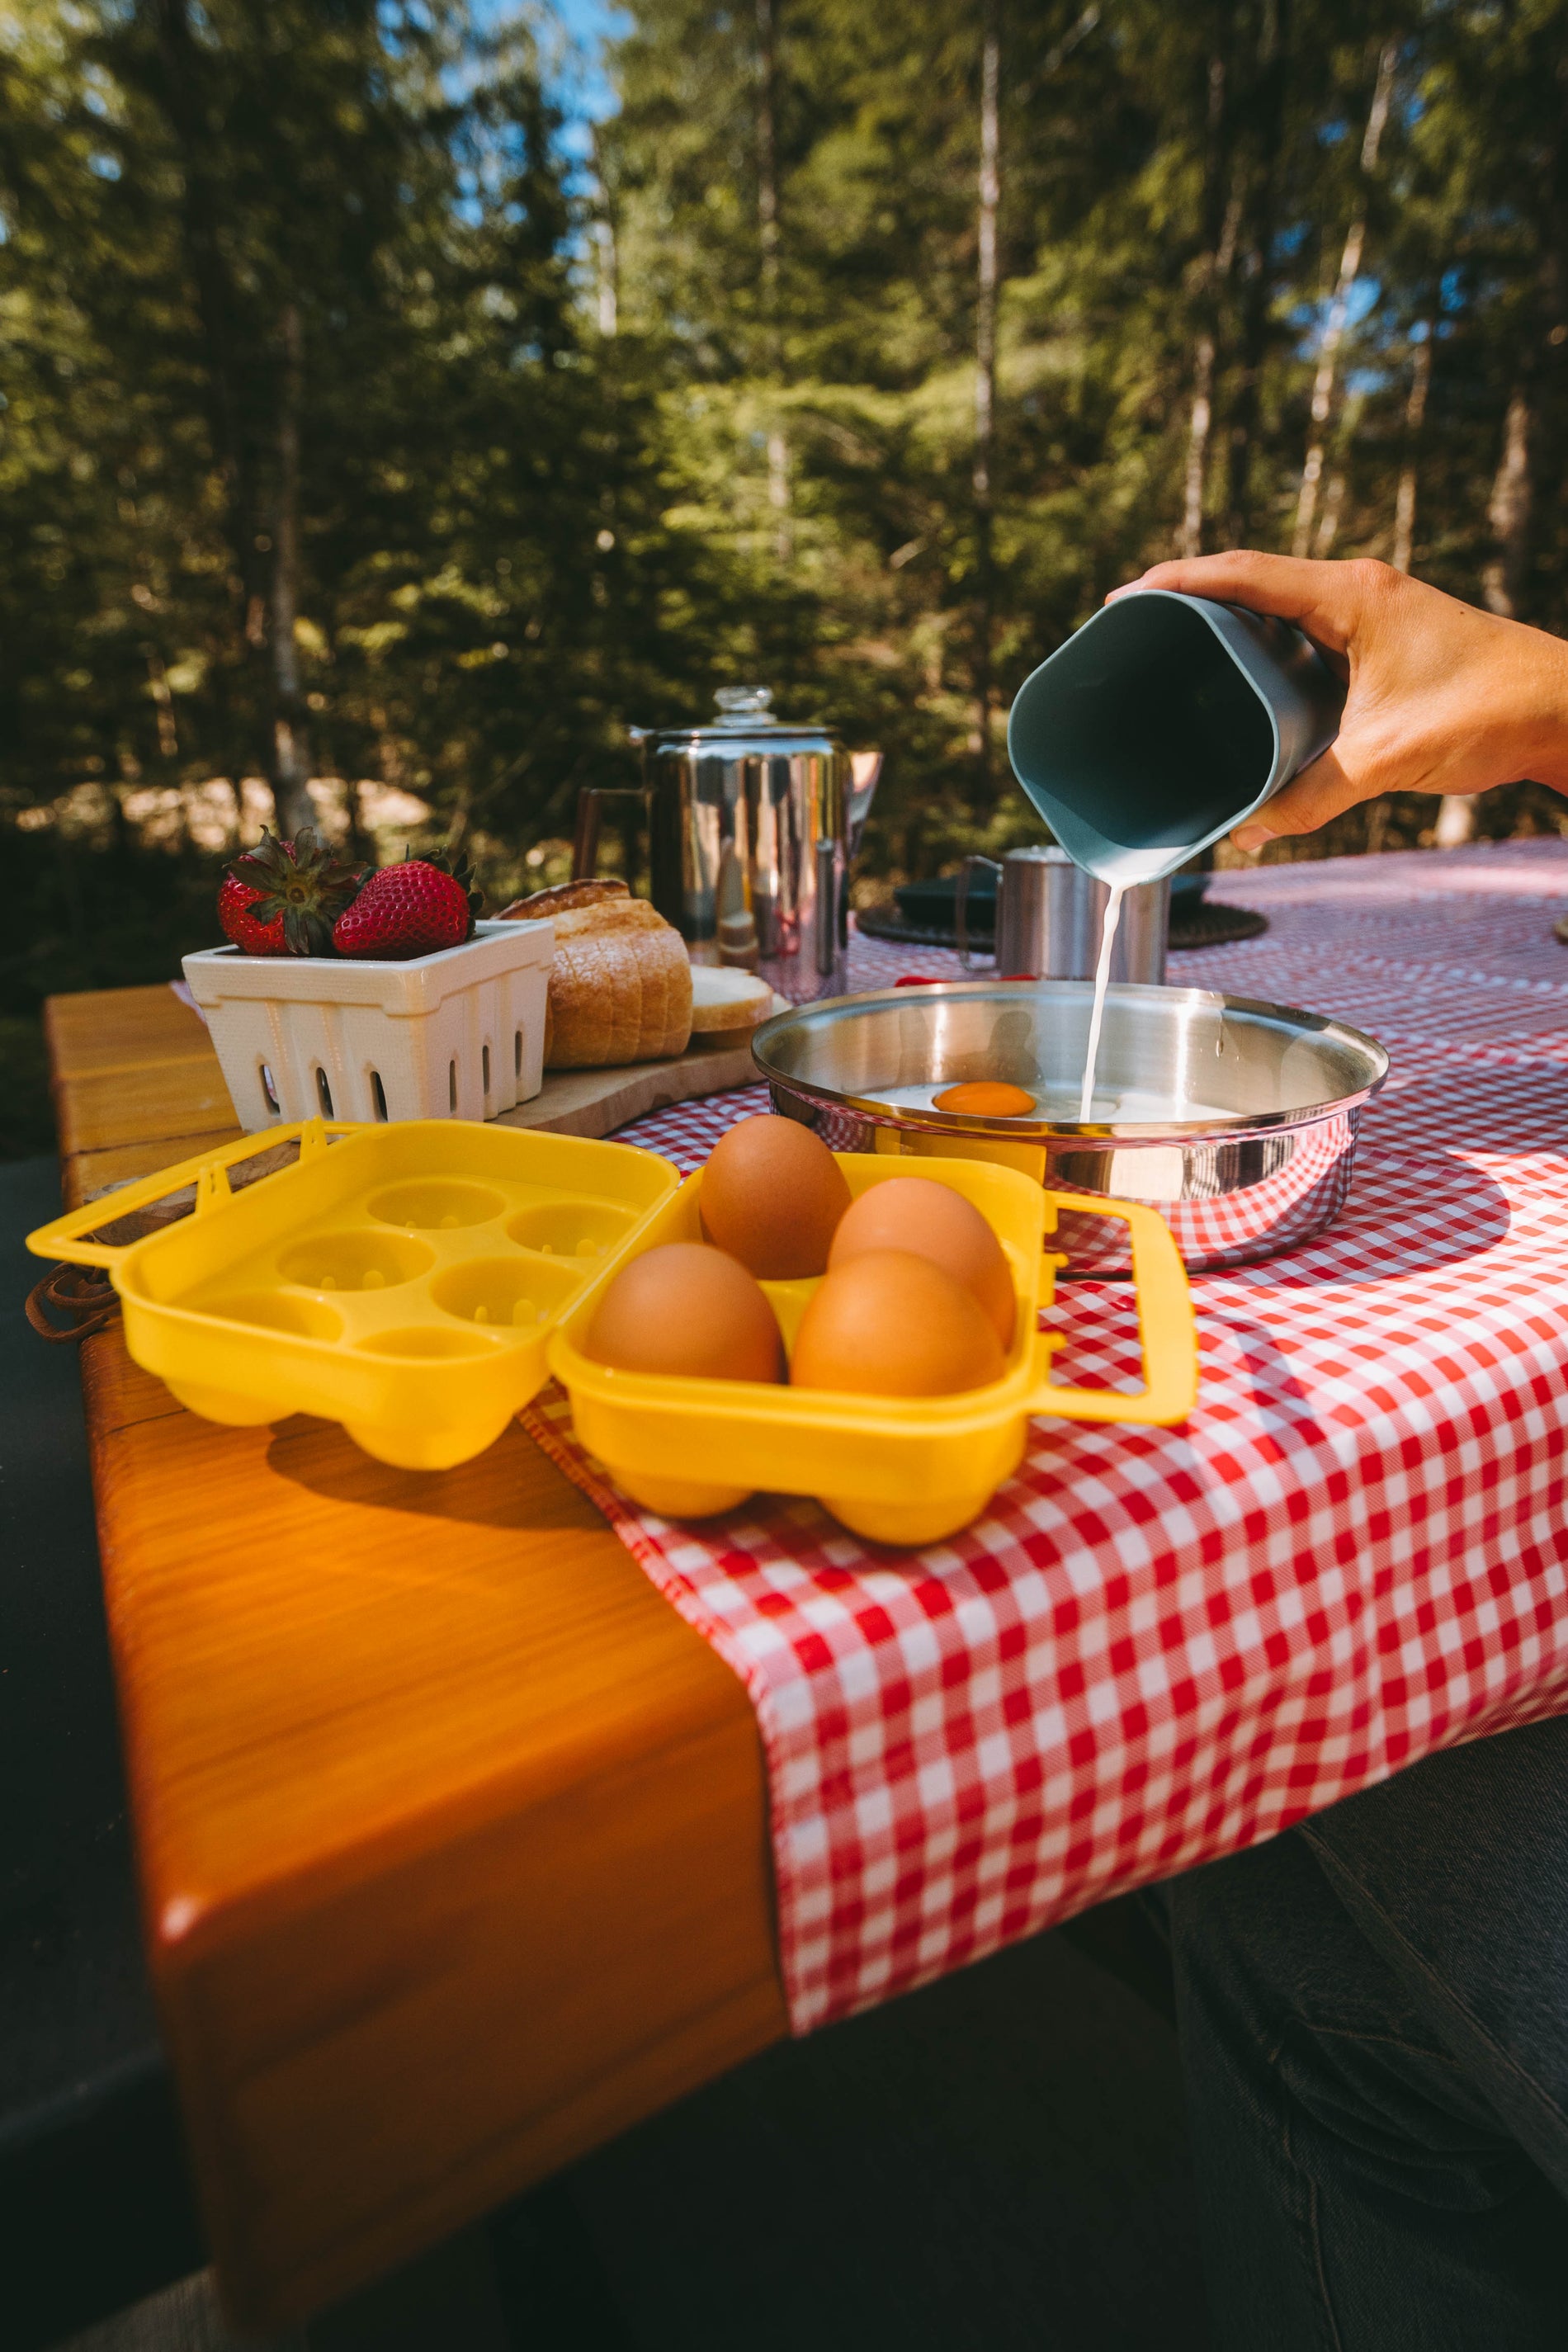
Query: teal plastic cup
1006 590 1345 886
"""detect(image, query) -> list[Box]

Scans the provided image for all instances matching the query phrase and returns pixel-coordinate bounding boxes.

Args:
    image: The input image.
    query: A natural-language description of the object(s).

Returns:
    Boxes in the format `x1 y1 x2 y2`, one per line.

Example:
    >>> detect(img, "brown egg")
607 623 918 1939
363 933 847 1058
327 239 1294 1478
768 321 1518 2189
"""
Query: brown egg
699 1114 852 1278
933 1080 1037 1118
828 1176 1016 1348
790 1251 1006 1398
584 1243 783 1382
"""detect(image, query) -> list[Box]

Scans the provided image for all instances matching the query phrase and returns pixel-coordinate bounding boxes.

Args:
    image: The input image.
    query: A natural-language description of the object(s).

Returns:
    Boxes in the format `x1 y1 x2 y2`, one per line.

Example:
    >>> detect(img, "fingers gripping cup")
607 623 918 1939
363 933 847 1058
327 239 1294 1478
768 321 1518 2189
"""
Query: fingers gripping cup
1005 591 1346 885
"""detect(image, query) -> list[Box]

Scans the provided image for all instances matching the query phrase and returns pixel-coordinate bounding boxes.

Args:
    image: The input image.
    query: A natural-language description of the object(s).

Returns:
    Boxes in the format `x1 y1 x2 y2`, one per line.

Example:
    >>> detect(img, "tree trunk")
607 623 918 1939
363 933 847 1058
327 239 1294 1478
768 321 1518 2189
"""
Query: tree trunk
144 645 179 759
971 0 999 771
591 130 619 338
966 0 1096 745
1434 796 1475 847
1391 329 1430 574
764 431 788 544
150 0 273 800
755 0 779 320
1312 462 1346 555
1180 41 1238 560
1223 0 1290 546
1182 188 1243 560
269 300 315 839
595 220 619 338
1181 333 1216 560
1517 30 1568 628
1291 210 1366 555
1292 39 1396 556
1308 390 1361 556
755 0 789 560
1483 386 1532 620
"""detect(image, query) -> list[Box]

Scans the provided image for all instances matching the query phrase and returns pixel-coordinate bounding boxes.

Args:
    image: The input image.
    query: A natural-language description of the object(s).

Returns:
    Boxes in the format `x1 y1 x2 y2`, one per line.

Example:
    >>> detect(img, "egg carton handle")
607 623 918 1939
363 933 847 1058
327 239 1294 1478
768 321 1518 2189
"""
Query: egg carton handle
25 1117 349 1269
1027 1195 1197 1427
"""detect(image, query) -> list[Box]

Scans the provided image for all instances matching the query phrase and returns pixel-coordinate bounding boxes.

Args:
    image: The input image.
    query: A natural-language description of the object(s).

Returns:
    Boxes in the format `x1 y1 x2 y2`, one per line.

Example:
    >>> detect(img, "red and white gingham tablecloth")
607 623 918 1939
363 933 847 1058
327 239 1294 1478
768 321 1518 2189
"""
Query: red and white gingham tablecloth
522 840 1568 2034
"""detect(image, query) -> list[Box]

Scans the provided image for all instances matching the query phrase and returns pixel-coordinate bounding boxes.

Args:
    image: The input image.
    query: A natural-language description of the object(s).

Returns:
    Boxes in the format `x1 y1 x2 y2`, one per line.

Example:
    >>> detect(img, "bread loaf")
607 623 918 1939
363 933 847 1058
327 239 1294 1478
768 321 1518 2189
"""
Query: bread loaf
499 878 693 1068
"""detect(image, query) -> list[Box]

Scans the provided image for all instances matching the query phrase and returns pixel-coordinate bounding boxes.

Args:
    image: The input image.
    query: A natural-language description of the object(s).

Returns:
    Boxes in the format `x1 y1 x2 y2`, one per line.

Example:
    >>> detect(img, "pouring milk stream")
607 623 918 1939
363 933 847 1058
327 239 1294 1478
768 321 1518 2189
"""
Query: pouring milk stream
1077 883 1123 1120
1005 589 1347 1121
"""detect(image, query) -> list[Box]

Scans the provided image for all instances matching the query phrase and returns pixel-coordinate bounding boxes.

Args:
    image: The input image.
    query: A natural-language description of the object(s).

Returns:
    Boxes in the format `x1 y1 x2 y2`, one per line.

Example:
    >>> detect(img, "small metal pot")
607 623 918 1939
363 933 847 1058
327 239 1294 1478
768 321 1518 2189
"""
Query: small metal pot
957 846 1169 982
752 979 1389 1277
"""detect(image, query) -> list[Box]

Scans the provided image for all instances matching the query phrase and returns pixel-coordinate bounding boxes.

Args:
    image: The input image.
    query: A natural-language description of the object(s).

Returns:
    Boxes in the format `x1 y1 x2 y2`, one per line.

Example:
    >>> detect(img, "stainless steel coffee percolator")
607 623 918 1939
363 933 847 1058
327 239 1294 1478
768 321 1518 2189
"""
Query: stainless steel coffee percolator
572 687 882 1004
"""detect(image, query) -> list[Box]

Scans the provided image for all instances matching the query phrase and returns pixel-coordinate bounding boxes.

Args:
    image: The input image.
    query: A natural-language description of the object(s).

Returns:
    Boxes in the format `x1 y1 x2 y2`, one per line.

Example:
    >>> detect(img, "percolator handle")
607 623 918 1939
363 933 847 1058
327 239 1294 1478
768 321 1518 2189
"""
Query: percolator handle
571 786 653 883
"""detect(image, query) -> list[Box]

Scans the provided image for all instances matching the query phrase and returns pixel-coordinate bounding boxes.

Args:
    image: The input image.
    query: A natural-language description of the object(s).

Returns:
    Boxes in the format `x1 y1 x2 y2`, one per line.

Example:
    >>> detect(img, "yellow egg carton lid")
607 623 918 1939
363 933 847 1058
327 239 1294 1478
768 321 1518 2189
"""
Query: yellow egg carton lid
549 1153 1198 1548
28 1118 679 1470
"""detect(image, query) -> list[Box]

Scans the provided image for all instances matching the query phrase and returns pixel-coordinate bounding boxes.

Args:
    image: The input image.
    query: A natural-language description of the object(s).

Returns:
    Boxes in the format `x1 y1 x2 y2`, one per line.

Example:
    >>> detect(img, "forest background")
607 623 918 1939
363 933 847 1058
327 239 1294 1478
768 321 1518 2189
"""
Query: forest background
3 0 1567 1152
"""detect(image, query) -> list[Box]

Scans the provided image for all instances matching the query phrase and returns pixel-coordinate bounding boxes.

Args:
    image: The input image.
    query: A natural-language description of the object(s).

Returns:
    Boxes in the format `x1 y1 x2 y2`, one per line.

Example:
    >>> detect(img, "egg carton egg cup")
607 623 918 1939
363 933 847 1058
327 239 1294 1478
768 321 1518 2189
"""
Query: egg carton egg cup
550 1153 1198 1547
182 918 555 1131
26 1116 678 1470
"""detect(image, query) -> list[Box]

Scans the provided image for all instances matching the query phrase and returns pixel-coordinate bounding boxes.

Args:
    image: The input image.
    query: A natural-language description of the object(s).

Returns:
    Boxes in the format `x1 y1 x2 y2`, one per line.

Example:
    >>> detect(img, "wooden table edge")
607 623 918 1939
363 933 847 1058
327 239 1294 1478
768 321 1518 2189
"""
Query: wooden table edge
46 986 790 2331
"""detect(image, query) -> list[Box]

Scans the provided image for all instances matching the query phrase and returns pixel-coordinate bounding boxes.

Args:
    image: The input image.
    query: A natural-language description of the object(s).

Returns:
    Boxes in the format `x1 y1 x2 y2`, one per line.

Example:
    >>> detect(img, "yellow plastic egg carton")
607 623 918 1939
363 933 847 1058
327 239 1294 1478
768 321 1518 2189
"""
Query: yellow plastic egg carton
550 1152 1198 1547
28 1118 678 1469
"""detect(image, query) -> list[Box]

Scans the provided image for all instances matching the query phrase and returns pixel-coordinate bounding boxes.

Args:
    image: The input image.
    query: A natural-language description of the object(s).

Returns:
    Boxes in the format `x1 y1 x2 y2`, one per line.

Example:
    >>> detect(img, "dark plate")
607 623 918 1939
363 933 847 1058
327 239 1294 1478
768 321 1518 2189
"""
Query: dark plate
893 871 1209 921
859 895 1265 953
894 877 996 929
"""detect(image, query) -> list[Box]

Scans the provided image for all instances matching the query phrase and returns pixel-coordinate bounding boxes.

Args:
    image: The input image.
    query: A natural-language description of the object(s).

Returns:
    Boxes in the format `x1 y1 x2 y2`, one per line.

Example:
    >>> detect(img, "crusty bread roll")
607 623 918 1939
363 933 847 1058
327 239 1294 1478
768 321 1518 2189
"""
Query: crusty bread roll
500 878 693 1068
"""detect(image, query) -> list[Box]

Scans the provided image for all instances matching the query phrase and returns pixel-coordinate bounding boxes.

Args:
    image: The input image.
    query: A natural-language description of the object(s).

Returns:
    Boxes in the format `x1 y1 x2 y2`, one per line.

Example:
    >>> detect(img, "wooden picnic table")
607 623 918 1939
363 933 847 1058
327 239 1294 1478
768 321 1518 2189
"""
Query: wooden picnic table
46 985 789 2333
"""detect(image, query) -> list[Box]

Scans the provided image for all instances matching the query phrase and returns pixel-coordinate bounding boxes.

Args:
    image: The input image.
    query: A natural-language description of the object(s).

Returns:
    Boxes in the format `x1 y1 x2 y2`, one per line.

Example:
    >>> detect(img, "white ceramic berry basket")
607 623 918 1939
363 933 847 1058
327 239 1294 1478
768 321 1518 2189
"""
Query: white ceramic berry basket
182 919 555 1132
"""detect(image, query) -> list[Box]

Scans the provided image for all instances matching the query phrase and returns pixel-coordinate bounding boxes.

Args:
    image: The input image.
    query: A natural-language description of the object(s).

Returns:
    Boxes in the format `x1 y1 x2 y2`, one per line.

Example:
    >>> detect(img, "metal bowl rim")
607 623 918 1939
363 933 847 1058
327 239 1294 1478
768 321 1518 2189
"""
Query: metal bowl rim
750 977 1390 1143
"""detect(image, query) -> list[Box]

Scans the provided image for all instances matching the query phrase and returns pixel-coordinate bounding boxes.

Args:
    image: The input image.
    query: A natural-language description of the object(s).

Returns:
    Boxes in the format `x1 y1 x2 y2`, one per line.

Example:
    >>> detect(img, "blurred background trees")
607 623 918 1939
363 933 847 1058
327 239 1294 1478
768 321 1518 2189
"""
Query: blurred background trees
3 0 1568 1145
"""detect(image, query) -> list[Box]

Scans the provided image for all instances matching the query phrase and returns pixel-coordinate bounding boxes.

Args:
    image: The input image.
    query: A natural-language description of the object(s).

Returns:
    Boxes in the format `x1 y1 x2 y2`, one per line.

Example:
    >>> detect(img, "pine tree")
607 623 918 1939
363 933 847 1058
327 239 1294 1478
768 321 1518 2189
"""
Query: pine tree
5 0 1568 929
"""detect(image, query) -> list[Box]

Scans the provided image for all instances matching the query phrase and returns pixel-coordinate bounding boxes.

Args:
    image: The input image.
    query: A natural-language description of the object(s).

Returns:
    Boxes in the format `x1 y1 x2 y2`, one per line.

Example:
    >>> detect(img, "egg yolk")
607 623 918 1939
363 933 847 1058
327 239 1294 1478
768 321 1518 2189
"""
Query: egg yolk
933 1081 1037 1117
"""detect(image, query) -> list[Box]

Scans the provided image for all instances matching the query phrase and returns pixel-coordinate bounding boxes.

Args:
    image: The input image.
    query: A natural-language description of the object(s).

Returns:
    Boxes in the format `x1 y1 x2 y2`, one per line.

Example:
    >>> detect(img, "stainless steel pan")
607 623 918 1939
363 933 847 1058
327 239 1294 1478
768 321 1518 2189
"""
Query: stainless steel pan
752 979 1389 1277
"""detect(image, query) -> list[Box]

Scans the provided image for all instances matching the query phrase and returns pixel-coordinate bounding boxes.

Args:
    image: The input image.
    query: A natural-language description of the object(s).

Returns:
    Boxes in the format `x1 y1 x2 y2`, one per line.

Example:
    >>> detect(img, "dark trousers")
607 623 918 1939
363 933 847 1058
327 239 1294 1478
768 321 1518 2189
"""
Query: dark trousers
1164 1715 1568 2350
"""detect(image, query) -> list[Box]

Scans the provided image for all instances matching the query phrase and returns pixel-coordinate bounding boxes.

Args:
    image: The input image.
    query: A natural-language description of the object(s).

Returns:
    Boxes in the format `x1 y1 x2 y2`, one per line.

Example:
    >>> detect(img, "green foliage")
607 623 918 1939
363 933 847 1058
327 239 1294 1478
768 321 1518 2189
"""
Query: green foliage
0 0 778 866
2 0 1567 1155
600 0 1568 879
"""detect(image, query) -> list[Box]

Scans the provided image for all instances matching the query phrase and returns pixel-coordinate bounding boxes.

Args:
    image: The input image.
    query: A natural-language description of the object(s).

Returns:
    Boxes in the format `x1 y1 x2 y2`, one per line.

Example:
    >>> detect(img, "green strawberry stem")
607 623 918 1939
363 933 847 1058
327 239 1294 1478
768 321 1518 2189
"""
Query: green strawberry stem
228 826 367 956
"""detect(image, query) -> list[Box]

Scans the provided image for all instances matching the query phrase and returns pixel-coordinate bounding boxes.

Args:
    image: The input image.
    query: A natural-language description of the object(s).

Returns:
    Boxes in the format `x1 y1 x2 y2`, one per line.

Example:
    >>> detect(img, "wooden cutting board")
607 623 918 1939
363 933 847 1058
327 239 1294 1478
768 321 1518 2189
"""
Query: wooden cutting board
494 1001 786 1141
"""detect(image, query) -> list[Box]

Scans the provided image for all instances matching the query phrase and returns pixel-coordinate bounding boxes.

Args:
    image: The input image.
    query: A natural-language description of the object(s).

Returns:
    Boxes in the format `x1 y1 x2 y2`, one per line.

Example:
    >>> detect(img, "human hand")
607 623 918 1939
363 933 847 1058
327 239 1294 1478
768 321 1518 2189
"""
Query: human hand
1108 553 1568 852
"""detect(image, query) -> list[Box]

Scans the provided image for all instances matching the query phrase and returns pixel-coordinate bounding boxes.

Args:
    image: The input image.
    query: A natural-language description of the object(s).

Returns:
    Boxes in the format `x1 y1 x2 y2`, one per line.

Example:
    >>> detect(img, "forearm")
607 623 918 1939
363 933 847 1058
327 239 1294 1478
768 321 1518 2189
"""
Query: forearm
1116 554 1568 843
1495 617 1568 797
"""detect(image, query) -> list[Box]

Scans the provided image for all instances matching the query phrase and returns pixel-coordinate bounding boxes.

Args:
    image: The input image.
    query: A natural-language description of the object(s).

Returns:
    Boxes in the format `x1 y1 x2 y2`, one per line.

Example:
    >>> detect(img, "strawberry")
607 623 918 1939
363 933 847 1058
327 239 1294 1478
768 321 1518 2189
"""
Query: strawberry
223 827 366 956
219 868 289 955
333 848 483 961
